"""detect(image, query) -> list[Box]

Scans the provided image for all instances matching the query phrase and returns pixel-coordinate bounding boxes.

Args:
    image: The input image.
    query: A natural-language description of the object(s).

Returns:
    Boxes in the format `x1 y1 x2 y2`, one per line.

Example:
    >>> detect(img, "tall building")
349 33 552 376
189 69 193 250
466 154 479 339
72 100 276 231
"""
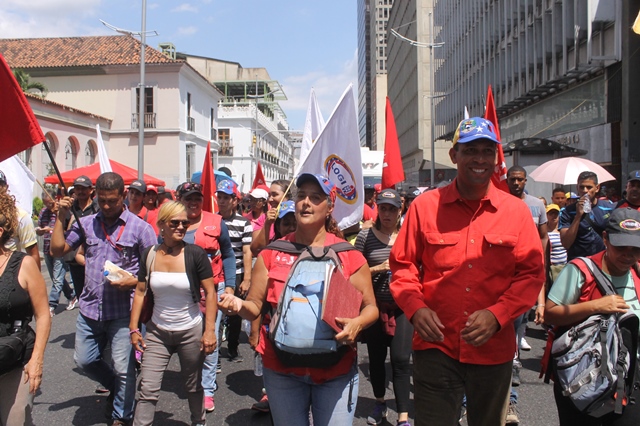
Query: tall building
388 0 640 190
358 0 395 151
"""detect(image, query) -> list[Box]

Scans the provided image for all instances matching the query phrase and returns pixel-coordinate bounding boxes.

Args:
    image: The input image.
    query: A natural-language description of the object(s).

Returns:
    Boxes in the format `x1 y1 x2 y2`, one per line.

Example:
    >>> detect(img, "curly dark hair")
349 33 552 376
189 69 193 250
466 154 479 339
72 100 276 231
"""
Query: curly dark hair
0 188 18 246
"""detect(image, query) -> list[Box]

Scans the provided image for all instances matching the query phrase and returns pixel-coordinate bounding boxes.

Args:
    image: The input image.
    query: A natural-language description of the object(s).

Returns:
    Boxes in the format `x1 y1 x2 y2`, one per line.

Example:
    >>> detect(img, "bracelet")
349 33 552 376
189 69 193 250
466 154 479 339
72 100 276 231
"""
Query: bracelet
129 328 141 336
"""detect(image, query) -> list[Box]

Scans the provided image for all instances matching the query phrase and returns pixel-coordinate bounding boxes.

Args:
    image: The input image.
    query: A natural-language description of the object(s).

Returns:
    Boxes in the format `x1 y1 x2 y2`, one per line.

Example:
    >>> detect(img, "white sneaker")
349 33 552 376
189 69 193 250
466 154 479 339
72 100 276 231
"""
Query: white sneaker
66 297 78 311
49 307 55 317
520 337 531 351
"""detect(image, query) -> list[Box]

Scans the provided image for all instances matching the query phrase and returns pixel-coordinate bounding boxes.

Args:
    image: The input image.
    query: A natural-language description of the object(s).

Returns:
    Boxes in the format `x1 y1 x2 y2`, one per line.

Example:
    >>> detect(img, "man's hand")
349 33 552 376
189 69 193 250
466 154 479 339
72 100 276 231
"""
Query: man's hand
411 307 445 342
57 196 73 213
238 279 251 298
461 309 500 347
534 305 545 325
107 271 138 291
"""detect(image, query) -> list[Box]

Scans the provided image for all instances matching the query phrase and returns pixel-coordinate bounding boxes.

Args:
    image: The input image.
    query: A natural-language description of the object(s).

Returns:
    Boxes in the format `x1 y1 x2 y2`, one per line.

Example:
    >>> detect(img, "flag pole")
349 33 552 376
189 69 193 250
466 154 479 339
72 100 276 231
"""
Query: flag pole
43 140 85 235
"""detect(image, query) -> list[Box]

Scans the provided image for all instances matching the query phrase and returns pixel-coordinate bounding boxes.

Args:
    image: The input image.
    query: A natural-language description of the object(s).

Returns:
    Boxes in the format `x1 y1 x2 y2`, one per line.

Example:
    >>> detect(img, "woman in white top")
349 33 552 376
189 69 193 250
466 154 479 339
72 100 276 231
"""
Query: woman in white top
129 201 217 426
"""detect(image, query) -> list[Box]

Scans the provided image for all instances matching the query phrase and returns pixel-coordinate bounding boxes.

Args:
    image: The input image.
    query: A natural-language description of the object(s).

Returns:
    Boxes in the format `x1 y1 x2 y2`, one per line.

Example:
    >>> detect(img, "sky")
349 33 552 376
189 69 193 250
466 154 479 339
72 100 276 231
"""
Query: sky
0 0 358 131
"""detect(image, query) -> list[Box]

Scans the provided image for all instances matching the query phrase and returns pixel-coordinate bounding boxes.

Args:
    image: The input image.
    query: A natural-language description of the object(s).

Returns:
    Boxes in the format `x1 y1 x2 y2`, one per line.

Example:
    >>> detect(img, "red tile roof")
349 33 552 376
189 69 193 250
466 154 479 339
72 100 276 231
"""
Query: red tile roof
0 35 177 69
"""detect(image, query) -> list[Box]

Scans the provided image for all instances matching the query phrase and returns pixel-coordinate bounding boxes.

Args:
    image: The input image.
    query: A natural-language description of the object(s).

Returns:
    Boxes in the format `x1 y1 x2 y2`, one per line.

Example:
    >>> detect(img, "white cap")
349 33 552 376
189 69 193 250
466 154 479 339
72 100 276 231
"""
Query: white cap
249 188 269 200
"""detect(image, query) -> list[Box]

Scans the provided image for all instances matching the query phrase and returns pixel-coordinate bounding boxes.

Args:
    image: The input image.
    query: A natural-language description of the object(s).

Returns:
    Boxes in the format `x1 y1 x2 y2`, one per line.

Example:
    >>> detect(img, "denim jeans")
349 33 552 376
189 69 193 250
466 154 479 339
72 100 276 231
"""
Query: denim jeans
74 313 136 422
45 253 75 308
201 284 225 397
263 362 359 426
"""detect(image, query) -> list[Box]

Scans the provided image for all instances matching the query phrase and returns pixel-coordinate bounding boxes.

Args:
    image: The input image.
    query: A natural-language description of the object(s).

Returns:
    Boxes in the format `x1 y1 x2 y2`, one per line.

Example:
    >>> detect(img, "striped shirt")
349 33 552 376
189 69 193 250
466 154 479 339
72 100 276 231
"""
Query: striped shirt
549 230 567 265
220 212 252 274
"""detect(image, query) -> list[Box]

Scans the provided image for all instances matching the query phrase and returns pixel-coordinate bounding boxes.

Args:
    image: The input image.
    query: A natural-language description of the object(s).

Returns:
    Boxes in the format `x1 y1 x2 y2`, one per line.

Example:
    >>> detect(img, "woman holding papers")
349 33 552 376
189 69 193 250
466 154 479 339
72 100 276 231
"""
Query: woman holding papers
355 188 413 426
219 173 378 426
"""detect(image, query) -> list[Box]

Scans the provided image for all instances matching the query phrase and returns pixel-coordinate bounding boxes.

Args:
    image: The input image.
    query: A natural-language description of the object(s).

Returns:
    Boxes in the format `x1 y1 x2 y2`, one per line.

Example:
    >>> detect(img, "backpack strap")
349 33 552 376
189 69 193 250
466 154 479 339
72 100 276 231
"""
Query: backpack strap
576 257 617 296
265 240 306 255
144 245 159 296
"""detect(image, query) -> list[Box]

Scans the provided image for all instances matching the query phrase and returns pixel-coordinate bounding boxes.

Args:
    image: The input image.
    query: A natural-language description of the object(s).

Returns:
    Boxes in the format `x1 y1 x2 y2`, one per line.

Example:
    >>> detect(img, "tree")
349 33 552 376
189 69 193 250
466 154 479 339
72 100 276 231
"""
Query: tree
13 69 47 97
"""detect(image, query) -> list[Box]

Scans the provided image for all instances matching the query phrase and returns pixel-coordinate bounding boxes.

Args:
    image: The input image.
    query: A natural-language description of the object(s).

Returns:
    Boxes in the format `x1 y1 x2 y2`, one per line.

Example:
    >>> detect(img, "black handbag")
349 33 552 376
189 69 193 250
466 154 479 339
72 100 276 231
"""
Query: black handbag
0 325 29 376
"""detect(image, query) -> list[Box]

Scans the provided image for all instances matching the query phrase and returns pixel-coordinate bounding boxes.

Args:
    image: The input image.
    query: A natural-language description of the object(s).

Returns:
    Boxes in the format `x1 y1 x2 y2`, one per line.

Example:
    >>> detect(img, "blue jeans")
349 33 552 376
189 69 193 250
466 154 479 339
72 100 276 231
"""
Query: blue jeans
45 253 75 308
74 314 136 422
263 362 359 426
201 285 225 397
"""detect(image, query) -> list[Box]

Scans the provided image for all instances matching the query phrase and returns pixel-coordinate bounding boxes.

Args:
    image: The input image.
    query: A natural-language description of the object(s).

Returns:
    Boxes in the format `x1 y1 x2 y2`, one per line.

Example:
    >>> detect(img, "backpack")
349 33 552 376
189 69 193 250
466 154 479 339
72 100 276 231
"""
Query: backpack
545 257 639 417
266 240 355 368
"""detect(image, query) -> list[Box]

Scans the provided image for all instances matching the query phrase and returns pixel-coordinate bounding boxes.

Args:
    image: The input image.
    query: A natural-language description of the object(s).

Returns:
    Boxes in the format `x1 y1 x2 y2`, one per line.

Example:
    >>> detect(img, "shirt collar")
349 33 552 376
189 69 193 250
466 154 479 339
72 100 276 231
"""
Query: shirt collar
440 178 500 210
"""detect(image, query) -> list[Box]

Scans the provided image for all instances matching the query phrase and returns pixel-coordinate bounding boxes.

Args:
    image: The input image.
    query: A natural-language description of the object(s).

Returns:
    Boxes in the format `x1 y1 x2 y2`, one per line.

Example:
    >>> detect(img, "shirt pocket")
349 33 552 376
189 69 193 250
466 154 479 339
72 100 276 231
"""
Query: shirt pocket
84 238 101 259
482 234 517 272
425 232 462 272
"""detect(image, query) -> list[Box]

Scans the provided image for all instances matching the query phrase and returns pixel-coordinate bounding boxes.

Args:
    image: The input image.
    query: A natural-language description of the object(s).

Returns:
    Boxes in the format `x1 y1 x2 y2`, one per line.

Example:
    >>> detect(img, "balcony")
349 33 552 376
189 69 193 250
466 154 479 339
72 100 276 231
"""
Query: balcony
187 116 195 132
131 112 157 129
219 140 233 156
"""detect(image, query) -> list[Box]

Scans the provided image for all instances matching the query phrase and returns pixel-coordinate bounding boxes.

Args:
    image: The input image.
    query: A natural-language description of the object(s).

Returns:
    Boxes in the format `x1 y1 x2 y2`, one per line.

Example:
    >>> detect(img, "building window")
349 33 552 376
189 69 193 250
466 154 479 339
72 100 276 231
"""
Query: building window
186 144 195 179
219 129 232 156
65 138 78 171
85 140 97 165
18 147 32 169
134 87 156 129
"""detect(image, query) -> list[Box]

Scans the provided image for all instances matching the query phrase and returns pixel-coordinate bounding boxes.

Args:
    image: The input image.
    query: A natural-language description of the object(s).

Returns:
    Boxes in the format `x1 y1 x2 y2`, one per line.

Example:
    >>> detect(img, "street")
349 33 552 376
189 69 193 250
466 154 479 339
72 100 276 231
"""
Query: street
34 276 559 425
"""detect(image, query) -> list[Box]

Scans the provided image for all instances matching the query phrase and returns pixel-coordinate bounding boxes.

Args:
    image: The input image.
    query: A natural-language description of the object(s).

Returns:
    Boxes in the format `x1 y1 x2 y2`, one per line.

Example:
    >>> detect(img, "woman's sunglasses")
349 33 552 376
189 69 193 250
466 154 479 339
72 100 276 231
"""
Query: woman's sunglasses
168 219 190 228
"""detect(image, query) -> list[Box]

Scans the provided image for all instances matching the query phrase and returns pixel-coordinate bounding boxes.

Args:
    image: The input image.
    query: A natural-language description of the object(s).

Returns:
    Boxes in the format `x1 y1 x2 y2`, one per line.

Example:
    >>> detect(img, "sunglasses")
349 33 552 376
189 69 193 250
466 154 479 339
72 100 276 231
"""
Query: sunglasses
168 219 190 228
179 182 203 193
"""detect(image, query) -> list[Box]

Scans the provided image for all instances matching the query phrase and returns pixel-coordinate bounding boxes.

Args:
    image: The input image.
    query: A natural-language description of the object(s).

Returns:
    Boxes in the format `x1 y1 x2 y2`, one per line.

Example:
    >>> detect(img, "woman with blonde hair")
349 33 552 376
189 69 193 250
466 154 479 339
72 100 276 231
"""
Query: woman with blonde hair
0 189 50 425
129 201 217 426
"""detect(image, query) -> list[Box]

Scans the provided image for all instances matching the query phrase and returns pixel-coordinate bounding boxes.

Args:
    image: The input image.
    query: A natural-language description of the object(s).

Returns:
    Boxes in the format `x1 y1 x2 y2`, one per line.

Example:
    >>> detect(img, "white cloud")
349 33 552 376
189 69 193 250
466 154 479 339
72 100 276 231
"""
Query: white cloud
281 48 358 129
171 3 198 13
176 26 198 36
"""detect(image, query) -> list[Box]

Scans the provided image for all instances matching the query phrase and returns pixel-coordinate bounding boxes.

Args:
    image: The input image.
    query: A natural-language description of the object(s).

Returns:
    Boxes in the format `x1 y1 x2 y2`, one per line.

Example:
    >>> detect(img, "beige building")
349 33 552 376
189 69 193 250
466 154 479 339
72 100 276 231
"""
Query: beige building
0 35 223 190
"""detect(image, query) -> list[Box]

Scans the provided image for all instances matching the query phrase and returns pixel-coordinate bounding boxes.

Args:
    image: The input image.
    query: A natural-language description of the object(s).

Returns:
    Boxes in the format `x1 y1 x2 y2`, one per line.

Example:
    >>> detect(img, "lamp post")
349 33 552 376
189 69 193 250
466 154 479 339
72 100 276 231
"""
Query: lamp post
100 2 157 179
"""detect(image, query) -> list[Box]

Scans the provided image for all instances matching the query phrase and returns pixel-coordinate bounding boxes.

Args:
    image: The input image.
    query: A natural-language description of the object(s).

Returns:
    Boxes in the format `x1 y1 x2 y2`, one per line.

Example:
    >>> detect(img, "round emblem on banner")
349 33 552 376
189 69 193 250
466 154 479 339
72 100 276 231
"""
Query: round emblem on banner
324 155 358 205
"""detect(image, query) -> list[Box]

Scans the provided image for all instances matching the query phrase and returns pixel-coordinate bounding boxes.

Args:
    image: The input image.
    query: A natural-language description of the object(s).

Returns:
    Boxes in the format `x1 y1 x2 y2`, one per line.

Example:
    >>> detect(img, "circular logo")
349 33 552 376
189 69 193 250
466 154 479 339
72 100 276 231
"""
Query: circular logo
619 219 640 231
324 155 358 205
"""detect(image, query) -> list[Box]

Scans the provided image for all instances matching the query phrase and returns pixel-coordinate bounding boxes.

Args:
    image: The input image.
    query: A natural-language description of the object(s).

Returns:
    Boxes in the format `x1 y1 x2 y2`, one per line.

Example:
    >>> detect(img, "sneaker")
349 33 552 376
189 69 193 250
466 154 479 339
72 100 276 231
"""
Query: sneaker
95 384 110 394
367 402 388 425
512 365 521 387
228 351 244 363
49 307 55 317
216 360 222 374
66 296 78 311
519 337 531 351
505 401 519 425
251 394 270 413
205 396 215 412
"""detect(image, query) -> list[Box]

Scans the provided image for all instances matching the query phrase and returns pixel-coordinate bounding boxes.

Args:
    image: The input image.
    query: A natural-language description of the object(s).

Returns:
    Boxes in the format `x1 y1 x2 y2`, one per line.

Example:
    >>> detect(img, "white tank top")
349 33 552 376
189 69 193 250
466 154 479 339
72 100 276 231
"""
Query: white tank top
150 271 202 331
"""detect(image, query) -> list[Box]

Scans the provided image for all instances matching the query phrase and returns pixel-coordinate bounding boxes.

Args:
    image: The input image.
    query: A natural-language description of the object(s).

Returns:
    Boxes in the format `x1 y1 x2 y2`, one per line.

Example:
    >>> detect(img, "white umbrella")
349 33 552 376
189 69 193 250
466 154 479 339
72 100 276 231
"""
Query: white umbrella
529 157 615 185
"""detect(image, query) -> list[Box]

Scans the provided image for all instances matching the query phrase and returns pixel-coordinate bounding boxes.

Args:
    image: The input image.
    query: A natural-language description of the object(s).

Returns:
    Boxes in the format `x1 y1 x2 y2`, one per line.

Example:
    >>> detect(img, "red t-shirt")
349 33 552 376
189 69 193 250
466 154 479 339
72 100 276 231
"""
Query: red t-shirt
257 232 367 382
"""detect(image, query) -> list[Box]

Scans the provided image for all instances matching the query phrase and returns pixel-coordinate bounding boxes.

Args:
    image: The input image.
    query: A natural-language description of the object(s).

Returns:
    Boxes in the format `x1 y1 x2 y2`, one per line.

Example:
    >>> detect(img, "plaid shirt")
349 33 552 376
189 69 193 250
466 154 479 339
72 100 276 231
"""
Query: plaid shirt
38 207 57 254
66 208 157 321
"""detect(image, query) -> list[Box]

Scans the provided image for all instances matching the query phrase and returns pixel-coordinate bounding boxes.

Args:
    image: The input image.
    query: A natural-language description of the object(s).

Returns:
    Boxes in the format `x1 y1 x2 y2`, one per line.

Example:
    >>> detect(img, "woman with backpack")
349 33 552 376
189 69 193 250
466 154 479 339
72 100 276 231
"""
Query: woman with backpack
545 207 640 426
219 173 378 425
355 189 413 426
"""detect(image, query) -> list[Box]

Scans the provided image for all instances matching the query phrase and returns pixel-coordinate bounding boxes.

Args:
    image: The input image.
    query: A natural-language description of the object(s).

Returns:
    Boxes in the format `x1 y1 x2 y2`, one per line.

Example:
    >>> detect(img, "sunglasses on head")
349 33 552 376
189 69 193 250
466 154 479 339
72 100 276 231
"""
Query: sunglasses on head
168 219 190 228
180 182 203 193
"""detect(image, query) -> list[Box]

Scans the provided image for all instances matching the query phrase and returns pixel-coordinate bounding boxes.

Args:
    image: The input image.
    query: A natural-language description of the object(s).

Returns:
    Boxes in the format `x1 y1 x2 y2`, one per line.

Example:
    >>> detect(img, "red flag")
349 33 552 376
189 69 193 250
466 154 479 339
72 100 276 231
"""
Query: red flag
252 162 269 191
484 85 509 192
0 53 45 162
381 97 405 189
201 142 217 213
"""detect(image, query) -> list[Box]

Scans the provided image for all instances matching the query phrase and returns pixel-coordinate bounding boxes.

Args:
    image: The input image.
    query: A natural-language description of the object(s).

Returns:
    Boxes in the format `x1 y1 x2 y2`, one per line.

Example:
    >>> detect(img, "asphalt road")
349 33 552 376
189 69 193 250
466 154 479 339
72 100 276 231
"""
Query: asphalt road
34 276 559 425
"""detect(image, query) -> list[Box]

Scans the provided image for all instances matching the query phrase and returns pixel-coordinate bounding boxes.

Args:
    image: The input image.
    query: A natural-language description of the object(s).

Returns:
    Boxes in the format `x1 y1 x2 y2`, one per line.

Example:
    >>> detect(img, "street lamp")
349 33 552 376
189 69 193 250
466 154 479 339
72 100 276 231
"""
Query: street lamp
101 2 158 180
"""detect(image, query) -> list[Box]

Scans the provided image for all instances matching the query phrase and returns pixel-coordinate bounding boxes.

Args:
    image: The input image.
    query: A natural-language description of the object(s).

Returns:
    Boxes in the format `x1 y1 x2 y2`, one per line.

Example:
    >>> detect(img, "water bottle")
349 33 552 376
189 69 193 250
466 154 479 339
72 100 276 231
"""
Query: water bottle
254 352 263 377
242 319 252 337
103 260 124 281
582 194 592 214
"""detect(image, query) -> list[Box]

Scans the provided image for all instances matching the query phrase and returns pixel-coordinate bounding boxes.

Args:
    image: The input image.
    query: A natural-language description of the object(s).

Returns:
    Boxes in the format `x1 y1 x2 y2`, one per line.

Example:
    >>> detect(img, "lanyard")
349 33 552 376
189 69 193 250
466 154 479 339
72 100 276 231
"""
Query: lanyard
101 221 126 251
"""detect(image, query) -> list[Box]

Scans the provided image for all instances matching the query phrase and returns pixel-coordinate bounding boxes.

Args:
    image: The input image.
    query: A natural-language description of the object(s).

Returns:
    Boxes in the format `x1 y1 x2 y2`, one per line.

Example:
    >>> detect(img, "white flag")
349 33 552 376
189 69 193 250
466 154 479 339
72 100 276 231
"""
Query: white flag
297 84 363 230
296 88 325 175
96 124 112 173
0 155 36 213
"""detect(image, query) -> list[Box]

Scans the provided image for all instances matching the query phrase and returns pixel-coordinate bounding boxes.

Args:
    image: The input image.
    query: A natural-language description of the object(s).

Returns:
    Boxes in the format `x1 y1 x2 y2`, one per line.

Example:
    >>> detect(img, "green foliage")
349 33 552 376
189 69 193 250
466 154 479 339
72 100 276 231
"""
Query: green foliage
13 69 47 98
32 196 43 219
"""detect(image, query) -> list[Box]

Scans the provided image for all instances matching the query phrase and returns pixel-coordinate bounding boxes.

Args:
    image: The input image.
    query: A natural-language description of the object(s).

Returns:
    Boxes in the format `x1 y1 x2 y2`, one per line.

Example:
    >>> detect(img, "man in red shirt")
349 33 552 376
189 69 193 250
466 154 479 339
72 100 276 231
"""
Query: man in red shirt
390 117 545 426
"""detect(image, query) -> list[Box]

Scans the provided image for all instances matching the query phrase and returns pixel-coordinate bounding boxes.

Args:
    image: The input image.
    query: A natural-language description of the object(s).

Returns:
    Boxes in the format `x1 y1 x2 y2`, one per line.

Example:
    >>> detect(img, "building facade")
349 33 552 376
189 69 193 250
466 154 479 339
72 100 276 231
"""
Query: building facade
387 0 640 190
0 35 223 190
